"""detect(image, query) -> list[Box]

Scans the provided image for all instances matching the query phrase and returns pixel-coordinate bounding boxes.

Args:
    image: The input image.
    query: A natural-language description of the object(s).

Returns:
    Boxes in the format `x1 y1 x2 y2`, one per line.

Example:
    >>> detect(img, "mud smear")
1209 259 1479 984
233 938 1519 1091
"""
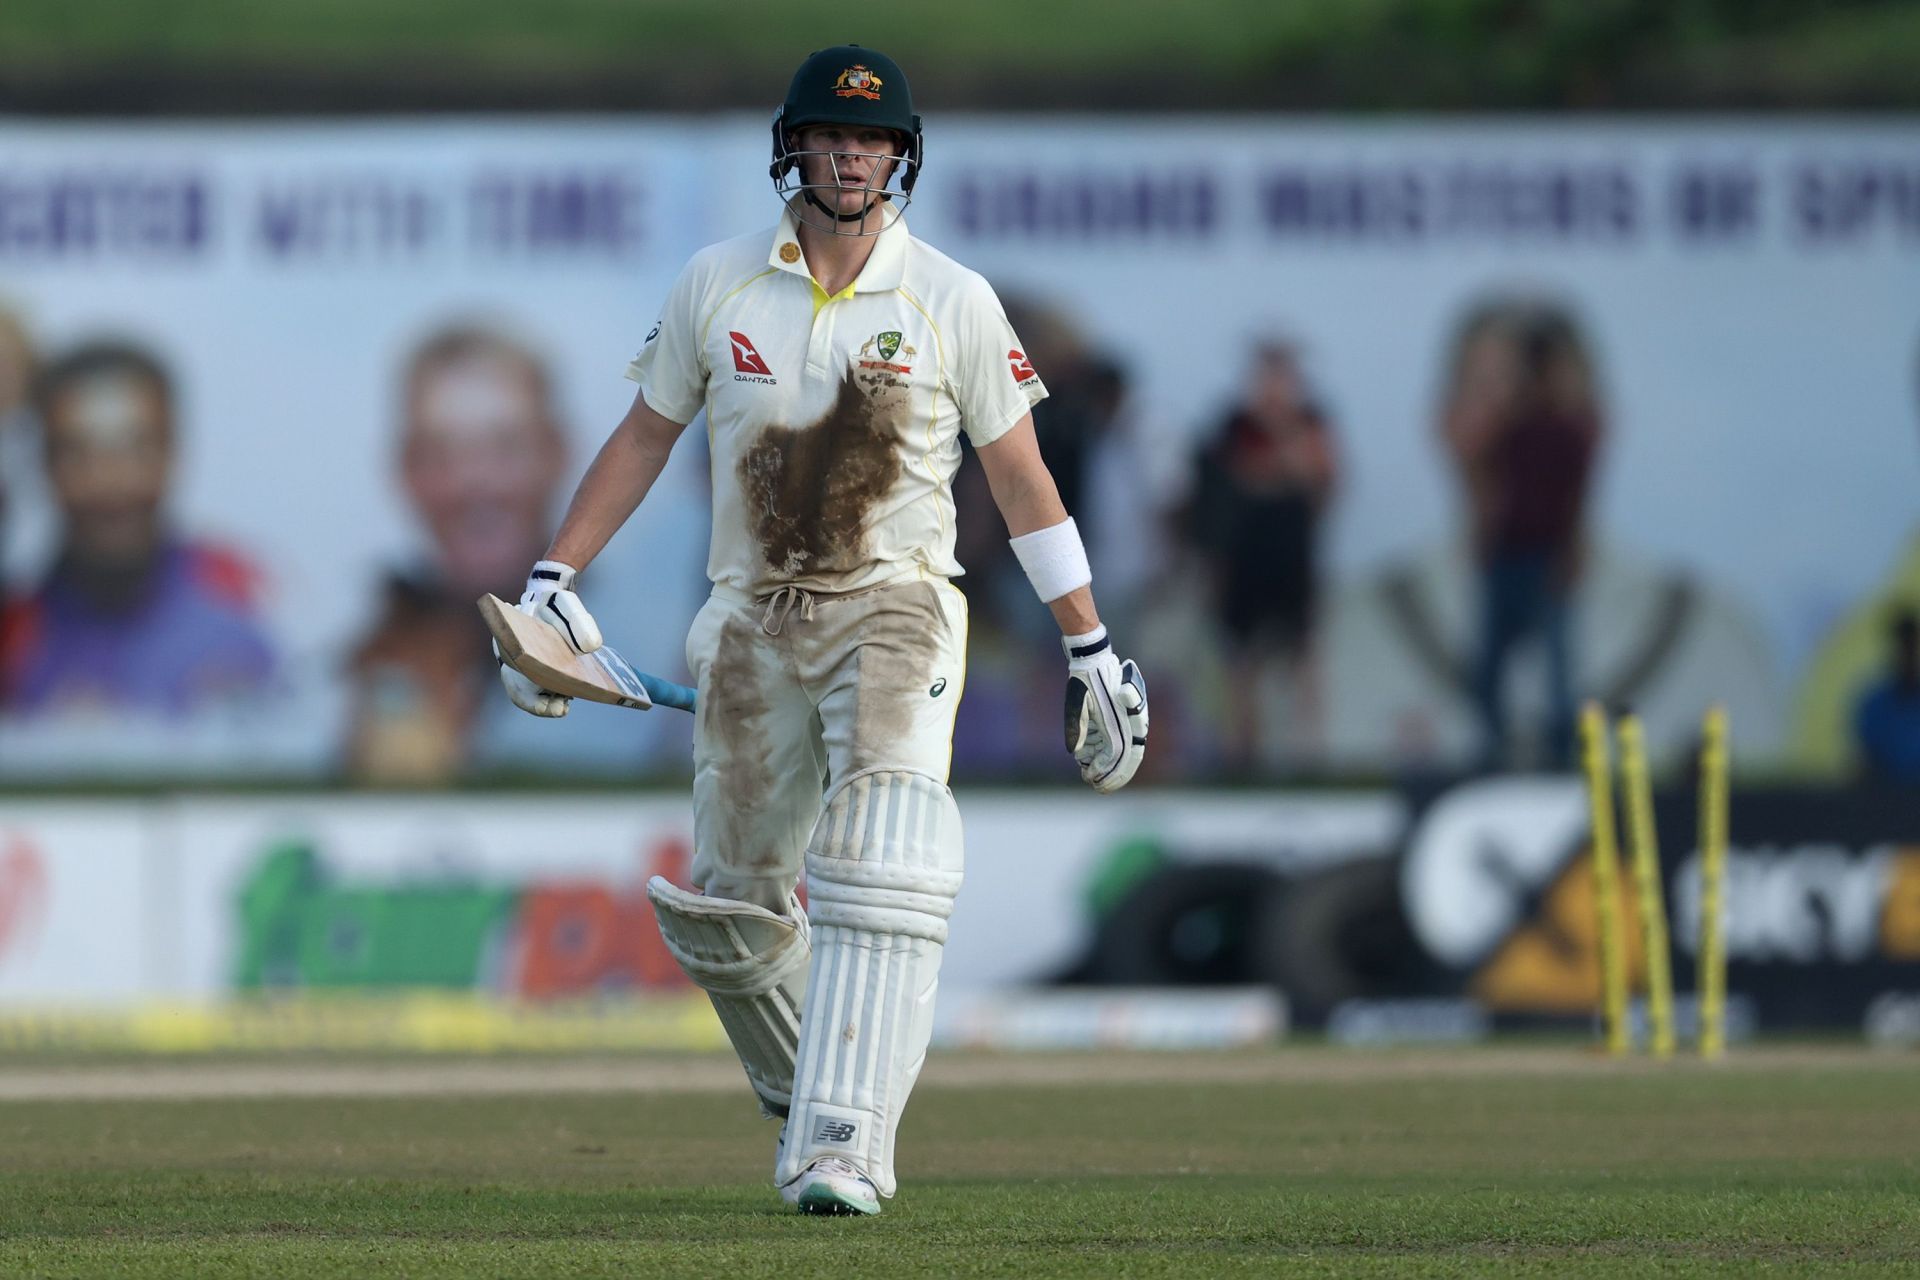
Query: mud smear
846 581 949 772
701 612 780 875
738 369 908 579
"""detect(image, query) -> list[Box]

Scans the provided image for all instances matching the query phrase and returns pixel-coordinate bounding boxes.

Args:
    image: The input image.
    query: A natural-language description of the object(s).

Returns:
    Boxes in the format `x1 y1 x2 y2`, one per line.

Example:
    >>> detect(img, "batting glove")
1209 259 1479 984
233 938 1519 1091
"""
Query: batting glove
497 559 604 718
1063 625 1149 793
498 654 569 718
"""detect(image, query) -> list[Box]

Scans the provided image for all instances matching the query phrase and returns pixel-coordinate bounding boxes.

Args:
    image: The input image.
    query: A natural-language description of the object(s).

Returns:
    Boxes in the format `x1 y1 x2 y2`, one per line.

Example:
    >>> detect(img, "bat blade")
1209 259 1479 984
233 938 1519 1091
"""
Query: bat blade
478 594 696 713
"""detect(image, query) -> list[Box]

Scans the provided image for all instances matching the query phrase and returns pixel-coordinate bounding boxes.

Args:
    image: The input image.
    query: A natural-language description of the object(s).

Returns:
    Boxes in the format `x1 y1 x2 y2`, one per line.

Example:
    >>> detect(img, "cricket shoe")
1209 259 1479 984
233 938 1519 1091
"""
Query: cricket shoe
779 1156 881 1216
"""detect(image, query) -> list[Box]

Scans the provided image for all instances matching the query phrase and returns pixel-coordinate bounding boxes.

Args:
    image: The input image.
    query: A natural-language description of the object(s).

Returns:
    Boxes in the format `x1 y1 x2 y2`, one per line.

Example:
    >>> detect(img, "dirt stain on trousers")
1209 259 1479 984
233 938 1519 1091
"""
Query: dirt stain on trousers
701 610 780 871
847 580 950 764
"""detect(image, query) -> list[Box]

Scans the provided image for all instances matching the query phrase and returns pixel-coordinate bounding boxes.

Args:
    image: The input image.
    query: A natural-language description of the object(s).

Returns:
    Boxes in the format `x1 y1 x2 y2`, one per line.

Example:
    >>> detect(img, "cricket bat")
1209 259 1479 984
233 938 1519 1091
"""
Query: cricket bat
478 594 696 713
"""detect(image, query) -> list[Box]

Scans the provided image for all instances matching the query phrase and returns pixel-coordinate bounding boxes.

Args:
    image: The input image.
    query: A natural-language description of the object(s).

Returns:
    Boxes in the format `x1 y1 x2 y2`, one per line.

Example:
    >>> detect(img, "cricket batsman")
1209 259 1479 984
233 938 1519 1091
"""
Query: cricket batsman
498 45 1148 1214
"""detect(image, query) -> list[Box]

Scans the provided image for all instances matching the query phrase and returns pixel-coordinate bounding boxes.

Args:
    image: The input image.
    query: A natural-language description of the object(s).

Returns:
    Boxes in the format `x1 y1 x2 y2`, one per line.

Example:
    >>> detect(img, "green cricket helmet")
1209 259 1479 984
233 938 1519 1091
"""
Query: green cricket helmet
770 44 924 226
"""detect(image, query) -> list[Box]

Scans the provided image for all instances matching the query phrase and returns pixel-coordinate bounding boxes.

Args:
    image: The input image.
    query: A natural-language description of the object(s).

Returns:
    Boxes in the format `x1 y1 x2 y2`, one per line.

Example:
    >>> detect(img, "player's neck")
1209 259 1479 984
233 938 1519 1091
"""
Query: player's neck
796 218 882 296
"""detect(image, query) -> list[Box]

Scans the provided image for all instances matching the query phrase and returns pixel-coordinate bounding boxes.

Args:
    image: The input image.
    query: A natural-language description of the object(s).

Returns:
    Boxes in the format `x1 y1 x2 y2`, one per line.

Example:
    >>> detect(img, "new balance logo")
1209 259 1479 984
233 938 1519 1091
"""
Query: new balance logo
814 1119 857 1144
730 331 776 383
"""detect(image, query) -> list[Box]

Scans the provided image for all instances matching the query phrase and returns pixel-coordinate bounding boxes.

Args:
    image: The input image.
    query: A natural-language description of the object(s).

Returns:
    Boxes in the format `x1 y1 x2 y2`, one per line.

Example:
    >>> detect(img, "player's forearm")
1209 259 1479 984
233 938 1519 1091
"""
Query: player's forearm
977 418 1068 535
1009 498 1105 633
1001 496 1106 631
977 420 1104 634
1047 585 1099 635
544 409 678 570
990 462 1068 537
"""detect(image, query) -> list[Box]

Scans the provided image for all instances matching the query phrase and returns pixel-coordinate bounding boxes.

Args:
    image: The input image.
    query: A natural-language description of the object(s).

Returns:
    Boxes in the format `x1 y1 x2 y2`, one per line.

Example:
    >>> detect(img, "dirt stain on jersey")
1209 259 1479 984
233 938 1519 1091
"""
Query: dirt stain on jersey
738 369 908 579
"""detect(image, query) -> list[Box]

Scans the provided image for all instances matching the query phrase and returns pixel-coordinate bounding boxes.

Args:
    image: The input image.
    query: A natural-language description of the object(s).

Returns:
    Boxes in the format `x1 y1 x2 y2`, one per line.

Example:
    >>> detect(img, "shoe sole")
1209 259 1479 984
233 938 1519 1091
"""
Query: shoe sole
796 1183 881 1216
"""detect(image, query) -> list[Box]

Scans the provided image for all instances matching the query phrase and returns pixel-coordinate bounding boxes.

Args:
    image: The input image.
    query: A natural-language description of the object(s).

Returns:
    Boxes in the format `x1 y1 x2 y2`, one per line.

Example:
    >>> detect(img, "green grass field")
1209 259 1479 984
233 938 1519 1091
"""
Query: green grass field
2 1050 1916 1277
6 0 1920 112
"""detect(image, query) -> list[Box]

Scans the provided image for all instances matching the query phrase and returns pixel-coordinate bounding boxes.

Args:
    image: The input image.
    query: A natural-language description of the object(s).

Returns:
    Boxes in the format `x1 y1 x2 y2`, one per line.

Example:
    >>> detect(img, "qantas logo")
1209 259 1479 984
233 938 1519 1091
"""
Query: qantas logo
730 331 776 383
1008 349 1038 385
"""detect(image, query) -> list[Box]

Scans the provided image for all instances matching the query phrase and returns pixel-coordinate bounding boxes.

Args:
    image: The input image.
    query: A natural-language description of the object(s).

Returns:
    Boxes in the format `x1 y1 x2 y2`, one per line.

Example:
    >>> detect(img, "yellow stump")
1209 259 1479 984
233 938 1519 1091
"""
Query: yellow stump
1579 702 1631 1057
1697 705 1731 1059
1619 715 1675 1059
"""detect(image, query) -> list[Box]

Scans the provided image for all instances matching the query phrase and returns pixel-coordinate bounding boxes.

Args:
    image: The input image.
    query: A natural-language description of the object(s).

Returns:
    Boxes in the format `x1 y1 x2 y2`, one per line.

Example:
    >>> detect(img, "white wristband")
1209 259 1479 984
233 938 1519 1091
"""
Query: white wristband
1009 517 1092 604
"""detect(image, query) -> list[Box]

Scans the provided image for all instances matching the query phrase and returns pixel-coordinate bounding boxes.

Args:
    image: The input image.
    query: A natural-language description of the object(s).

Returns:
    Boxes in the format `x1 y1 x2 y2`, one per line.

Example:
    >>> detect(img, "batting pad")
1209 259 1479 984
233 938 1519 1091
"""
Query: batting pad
646 877 811 1115
776 767 964 1197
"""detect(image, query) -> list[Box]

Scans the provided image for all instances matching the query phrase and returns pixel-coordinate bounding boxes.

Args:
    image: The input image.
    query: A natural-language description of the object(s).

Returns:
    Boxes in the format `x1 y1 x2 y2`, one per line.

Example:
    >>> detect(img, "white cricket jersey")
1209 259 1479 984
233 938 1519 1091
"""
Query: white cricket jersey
626 203 1047 598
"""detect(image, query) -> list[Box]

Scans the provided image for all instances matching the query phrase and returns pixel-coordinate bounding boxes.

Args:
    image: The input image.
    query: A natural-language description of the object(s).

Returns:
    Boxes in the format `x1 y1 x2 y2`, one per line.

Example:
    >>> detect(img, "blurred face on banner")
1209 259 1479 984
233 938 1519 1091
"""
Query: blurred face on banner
1448 322 1527 441
1444 306 1599 458
401 339 563 599
1449 309 1598 437
1248 345 1311 426
43 366 173 574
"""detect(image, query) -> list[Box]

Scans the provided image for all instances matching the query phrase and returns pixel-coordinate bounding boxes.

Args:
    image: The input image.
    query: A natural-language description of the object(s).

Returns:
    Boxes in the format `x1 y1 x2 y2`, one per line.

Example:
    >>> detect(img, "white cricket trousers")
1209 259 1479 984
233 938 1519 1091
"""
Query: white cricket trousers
685 575 969 913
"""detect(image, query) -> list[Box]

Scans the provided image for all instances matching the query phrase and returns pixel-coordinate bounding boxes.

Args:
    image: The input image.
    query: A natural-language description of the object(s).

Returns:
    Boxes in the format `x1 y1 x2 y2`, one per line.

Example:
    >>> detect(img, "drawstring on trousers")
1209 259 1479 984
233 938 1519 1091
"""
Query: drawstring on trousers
761 585 816 636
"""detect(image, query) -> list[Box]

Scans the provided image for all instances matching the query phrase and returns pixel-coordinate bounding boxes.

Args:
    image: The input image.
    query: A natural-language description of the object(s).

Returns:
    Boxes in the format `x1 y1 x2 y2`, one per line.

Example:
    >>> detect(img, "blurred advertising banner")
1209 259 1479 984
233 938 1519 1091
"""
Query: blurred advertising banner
1398 776 1920 1032
1 119 1917 781
0 790 1399 1006
172 795 697 1000
0 793 718 1050
0 803 151 1003
2 785 1911 1042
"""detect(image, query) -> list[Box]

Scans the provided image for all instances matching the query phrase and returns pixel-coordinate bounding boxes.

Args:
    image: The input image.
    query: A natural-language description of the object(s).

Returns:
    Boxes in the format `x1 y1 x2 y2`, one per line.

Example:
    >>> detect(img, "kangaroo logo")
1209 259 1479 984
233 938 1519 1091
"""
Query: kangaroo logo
729 331 774 376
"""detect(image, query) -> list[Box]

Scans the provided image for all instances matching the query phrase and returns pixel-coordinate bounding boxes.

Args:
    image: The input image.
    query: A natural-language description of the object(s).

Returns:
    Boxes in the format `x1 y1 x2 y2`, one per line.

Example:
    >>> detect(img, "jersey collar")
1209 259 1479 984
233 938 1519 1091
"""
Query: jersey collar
767 200 909 293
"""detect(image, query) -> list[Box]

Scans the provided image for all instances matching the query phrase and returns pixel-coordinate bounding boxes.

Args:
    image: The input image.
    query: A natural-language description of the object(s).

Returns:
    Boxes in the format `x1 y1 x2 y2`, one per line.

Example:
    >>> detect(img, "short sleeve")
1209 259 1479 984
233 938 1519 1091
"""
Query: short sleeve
950 276 1048 449
623 261 708 424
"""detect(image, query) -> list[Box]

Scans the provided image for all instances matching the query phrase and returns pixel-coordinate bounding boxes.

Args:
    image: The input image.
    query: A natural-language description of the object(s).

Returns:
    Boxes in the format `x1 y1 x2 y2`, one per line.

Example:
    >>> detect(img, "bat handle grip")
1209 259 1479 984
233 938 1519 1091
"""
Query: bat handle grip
639 672 698 713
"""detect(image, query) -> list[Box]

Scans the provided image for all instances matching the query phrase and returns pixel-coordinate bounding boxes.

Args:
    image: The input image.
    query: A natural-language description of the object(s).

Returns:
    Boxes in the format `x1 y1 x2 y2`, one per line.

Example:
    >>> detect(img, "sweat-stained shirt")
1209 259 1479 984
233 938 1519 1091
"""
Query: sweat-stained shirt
626 201 1047 598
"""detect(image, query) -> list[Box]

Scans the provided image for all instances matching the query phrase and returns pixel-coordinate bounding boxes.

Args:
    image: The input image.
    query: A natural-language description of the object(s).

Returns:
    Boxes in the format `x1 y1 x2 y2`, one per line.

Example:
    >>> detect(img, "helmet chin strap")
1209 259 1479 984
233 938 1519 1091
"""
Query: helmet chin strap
803 189 881 223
